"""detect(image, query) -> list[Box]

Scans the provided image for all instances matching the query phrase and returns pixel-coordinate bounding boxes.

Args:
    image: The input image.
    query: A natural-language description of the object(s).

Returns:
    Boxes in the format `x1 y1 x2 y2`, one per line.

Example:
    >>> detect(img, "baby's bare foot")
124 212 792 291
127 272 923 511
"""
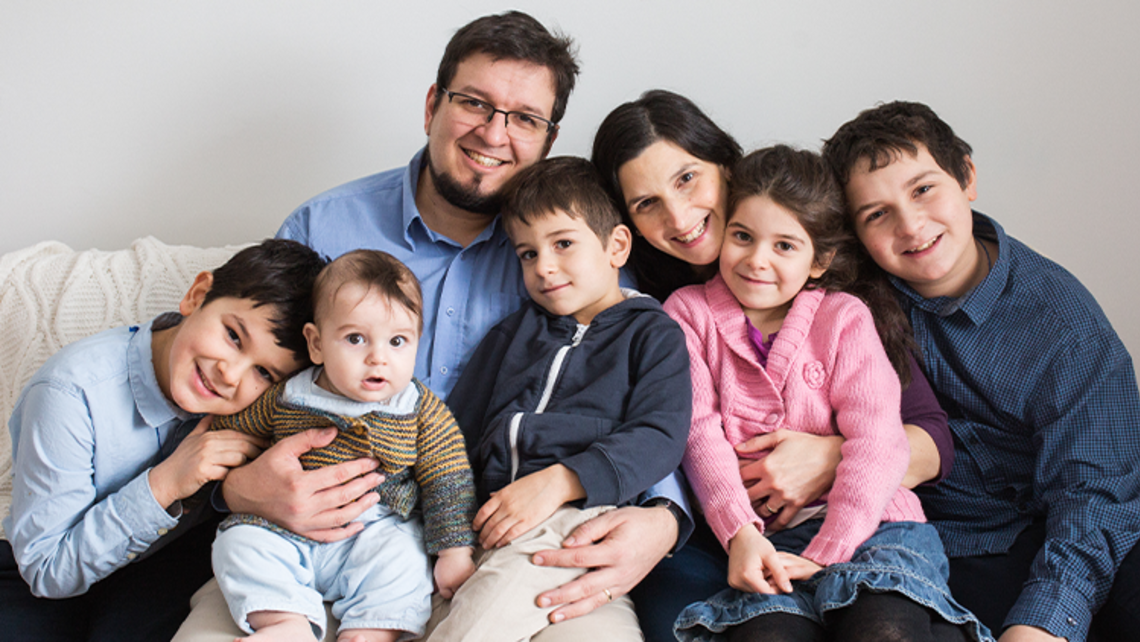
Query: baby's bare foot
241 611 317 642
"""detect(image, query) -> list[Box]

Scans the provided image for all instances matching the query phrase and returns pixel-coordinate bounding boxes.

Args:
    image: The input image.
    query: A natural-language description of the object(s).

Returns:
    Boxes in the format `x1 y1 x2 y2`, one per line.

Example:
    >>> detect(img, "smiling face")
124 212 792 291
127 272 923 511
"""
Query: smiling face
422 52 557 215
844 145 981 299
720 196 827 333
617 140 730 268
157 274 303 416
508 209 631 325
303 282 419 404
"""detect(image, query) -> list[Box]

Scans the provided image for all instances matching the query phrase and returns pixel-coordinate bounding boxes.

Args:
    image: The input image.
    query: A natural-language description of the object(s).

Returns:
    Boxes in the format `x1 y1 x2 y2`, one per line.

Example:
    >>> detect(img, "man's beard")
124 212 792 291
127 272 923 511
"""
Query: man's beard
425 147 503 216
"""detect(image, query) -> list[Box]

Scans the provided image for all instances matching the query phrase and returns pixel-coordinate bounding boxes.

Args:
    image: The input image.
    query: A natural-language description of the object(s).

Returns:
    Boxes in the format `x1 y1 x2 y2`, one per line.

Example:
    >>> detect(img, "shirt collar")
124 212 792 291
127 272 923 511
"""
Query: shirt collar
891 210 1010 325
128 312 197 429
401 147 511 251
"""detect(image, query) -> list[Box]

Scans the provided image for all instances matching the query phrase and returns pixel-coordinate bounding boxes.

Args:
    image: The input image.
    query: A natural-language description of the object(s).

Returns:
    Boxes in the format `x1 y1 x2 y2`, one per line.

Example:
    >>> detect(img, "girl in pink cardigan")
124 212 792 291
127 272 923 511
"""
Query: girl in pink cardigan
665 147 990 642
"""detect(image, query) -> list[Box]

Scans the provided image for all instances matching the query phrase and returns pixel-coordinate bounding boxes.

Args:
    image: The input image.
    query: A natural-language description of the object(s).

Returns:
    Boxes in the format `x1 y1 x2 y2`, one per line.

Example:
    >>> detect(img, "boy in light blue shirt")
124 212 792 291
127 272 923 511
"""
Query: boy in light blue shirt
0 239 326 641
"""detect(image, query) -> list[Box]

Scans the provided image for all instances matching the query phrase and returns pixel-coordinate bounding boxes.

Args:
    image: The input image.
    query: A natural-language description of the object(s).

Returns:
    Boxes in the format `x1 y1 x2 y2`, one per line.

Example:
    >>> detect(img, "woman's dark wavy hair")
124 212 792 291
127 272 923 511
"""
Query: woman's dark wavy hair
730 146 915 385
591 89 742 301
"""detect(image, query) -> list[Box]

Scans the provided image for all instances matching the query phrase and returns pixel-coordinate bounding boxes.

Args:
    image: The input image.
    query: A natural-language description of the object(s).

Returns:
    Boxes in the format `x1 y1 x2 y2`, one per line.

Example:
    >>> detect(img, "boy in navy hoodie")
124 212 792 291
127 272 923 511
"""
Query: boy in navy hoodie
426 157 691 642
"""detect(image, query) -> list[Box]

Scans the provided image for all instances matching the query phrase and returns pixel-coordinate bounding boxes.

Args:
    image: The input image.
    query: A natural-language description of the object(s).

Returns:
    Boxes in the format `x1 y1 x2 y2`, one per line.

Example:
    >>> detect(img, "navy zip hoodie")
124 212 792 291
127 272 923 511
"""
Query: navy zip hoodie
447 293 692 507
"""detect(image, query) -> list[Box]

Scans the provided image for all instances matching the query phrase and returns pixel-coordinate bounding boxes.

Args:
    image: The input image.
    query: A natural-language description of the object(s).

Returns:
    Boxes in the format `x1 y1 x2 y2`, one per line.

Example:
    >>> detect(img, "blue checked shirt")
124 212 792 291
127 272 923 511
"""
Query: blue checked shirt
904 213 1140 641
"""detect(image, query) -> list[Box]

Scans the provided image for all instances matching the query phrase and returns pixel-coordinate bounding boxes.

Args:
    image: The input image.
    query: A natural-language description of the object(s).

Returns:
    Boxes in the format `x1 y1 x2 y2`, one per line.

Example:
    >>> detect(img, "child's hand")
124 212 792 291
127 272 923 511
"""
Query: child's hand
148 416 266 509
434 546 475 599
473 464 585 549
727 524 792 594
776 551 823 581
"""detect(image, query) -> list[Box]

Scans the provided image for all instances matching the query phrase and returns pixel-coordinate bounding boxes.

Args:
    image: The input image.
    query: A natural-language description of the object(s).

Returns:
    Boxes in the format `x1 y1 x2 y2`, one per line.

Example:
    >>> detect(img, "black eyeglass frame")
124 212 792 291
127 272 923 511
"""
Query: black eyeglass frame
437 87 559 136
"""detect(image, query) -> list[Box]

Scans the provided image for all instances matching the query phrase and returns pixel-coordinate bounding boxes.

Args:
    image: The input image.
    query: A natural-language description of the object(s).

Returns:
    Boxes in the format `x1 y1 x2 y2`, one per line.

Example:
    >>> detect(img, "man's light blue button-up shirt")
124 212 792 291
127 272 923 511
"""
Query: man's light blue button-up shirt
277 148 528 399
4 317 199 598
277 149 693 544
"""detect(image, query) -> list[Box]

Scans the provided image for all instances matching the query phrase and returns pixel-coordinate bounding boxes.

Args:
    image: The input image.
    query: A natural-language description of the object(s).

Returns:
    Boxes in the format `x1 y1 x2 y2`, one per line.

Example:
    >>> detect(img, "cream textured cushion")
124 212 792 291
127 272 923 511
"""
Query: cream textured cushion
0 237 249 539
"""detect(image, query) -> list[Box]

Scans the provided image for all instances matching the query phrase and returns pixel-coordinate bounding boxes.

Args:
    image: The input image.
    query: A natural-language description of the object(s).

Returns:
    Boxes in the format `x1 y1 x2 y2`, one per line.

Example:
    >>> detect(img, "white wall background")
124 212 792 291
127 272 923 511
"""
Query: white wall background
3 1 1138 356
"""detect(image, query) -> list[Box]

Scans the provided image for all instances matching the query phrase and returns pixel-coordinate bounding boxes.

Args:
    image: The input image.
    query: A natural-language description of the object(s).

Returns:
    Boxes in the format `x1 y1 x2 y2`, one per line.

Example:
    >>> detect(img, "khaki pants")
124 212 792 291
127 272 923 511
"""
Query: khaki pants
423 505 642 642
172 506 642 642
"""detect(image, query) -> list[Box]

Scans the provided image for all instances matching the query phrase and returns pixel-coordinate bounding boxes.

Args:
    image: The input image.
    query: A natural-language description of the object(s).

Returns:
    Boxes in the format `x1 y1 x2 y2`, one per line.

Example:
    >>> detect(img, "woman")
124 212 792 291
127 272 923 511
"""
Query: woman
592 90 954 642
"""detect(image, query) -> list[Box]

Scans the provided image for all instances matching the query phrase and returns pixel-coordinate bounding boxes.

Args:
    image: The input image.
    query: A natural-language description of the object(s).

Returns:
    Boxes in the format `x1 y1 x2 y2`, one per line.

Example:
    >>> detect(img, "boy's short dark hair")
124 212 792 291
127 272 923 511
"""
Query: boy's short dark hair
502 156 623 244
313 250 424 335
435 11 579 125
203 238 327 364
822 101 974 190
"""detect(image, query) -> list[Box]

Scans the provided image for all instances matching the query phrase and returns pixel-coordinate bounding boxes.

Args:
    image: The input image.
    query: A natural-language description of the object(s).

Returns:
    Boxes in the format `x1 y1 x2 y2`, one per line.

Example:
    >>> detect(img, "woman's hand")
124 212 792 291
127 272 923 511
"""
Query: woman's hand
727 524 792 594
736 430 843 530
531 504 678 623
148 417 264 509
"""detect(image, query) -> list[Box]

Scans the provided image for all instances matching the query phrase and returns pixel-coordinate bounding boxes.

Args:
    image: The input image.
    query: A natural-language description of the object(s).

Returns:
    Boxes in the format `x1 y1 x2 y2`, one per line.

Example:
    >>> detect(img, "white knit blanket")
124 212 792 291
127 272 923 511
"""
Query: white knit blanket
0 237 247 538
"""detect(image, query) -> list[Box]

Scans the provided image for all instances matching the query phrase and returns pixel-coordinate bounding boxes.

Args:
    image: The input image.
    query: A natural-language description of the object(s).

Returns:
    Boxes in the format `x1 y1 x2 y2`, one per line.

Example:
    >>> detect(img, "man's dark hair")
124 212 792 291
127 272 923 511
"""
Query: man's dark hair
502 156 622 243
313 250 424 335
822 100 974 189
435 11 579 124
202 238 327 365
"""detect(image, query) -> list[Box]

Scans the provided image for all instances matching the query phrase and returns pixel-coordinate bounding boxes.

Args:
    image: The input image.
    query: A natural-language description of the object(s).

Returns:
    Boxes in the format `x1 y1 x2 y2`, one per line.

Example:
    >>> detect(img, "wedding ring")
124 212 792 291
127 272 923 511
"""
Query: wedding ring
764 502 778 515
603 588 613 602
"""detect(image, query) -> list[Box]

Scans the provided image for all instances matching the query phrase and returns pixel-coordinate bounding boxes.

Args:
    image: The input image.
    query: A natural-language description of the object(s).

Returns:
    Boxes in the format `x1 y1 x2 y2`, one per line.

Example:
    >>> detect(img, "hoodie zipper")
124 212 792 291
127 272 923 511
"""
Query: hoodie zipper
509 323 589 481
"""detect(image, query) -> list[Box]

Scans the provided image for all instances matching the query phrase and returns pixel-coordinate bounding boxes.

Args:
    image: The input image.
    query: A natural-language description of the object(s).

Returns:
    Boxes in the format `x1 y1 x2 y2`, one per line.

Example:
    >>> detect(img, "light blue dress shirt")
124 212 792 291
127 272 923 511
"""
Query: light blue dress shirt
277 148 528 399
277 149 693 543
4 316 200 598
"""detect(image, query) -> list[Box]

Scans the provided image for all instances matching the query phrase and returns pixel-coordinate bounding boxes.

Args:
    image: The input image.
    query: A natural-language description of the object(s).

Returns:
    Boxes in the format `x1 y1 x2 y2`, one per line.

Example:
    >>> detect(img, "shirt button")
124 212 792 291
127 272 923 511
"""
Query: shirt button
764 413 780 424
157 528 169 536
1067 617 1077 626
440 366 449 375
447 307 455 316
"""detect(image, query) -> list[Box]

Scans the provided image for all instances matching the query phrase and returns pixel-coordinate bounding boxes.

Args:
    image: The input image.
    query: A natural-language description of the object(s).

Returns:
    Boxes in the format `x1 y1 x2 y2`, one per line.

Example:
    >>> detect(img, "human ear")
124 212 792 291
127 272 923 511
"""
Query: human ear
963 156 978 202
424 84 441 136
810 250 836 279
178 272 214 316
607 224 633 269
541 128 559 158
303 322 325 365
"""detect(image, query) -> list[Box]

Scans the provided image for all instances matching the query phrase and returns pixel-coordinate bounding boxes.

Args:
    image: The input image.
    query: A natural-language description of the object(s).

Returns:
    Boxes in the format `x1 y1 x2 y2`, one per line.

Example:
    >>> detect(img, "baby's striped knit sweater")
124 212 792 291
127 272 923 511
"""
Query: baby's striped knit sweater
213 378 476 553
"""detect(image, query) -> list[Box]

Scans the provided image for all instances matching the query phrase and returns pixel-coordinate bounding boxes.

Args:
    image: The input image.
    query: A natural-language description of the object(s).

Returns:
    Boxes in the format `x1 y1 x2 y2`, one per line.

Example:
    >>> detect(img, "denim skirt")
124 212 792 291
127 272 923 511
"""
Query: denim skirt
674 520 993 642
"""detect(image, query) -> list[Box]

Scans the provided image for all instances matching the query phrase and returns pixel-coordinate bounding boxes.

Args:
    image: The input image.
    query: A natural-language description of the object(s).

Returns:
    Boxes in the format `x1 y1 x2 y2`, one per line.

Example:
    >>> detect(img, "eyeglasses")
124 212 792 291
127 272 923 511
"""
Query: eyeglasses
439 88 558 142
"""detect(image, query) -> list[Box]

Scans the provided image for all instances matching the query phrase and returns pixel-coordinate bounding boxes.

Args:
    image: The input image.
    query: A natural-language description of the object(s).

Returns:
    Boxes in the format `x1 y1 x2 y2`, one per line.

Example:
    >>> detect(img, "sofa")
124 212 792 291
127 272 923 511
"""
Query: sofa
0 237 246 540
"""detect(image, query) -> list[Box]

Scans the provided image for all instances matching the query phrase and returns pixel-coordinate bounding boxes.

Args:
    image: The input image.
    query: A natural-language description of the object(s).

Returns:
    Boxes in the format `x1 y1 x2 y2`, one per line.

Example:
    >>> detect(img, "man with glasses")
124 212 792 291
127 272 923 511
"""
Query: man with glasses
173 11 688 642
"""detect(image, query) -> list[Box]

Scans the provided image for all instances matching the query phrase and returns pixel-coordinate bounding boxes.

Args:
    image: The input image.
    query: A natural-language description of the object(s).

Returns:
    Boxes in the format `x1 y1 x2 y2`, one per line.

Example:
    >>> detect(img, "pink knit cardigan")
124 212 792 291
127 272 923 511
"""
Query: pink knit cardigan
664 276 925 565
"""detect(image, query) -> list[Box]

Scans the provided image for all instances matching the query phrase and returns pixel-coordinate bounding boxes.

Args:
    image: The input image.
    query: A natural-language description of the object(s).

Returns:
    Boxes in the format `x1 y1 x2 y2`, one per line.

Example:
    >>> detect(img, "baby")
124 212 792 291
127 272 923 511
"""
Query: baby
211 249 477 642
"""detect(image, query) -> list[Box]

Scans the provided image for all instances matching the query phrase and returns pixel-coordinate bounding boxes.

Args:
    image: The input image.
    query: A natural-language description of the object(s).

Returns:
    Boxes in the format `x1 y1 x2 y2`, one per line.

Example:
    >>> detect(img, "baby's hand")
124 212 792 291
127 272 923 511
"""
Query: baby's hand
473 464 584 549
727 524 792 594
776 551 823 581
148 417 265 509
434 546 475 599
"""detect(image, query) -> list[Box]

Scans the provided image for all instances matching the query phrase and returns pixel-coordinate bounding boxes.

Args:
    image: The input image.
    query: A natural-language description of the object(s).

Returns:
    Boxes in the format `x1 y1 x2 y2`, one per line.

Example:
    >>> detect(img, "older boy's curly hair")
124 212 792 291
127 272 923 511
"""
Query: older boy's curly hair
822 100 974 189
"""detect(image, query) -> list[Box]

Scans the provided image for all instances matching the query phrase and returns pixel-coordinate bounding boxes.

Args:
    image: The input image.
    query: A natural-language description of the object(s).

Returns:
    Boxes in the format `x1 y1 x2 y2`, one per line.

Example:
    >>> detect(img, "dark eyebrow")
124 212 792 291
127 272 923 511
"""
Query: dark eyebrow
852 169 942 217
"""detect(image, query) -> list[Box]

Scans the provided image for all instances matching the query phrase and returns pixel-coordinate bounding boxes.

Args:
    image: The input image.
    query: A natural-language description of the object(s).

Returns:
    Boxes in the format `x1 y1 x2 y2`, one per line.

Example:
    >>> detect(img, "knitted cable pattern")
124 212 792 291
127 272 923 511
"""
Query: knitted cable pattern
0 237 247 539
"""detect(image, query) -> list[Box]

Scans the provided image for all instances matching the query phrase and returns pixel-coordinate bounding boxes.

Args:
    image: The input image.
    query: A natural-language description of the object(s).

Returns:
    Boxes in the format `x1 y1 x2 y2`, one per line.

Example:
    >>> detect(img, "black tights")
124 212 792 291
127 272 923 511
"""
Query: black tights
728 593 970 642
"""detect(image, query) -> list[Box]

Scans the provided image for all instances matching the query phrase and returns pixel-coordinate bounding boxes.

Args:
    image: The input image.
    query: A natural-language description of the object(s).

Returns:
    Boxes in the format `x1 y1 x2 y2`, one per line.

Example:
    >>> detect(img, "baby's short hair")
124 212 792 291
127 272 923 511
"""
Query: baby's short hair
313 250 423 335
823 101 974 190
203 238 326 364
501 156 622 243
